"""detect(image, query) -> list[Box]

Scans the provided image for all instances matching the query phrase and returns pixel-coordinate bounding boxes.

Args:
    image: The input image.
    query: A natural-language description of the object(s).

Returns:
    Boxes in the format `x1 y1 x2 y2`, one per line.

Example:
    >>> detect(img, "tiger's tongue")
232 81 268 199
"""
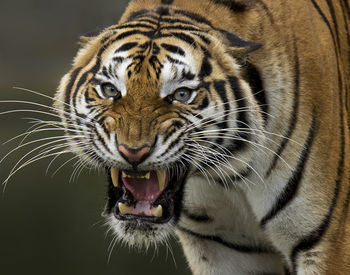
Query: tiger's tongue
121 171 168 202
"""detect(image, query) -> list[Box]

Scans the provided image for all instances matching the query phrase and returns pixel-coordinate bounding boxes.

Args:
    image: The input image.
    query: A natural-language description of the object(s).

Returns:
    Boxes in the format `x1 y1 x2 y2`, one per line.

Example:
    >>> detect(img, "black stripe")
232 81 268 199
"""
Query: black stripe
260 115 317 227
219 29 262 50
173 9 213 27
162 144 186 165
71 45 106 123
194 96 209 110
101 66 110 78
98 117 111 139
256 0 275 24
325 0 341 53
310 0 343 118
213 80 229 146
342 174 350 221
133 18 158 26
265 38 300 177
182 208 213 222
193 32 211 44
160 25 203 33
310 0 339 62
227 76 249 150
115 42 138 53
309 0 344 120
163 120 184 144
161 0 173 4
112 23 154 31
126 9 150 22
113 56 125 63
291 134 343 272
343 0 350 17
159 130 188 158
242 62 267 122
160 43 185 56
212 0 249 12
339 2 350 119
113 29 154 41
158 17 204 27
166 55 185 65
178 226 274 254
64 67 82 121
181 69 195 81
170 32 197 48
199 54 212 79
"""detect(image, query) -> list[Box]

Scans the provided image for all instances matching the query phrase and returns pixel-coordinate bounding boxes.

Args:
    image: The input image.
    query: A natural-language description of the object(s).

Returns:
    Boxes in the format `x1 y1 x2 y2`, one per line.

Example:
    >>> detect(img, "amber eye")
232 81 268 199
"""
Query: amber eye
101 83 121 98
173 87 193 103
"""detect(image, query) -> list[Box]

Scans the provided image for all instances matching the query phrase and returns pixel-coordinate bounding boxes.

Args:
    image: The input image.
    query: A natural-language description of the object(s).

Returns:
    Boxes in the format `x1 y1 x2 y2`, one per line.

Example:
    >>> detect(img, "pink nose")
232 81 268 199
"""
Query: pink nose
118 145 151 164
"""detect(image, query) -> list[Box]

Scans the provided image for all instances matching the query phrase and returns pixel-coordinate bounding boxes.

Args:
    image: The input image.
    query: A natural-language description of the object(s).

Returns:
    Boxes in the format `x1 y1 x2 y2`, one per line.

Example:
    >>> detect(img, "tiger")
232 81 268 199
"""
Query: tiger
52 0 350 274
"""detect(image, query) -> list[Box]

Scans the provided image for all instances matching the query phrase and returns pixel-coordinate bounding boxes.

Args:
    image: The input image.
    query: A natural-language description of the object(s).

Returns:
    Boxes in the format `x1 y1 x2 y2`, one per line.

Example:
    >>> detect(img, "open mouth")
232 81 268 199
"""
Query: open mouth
107 167 187 224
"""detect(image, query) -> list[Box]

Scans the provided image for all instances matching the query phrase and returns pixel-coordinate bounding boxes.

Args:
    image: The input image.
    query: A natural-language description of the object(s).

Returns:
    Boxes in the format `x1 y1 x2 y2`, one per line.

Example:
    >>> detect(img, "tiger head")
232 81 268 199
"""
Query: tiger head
54 5 264 247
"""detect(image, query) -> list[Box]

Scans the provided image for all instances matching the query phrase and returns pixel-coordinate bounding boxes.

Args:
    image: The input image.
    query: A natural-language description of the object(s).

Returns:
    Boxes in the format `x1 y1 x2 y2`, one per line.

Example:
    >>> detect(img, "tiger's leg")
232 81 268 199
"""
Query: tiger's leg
176 176 285 275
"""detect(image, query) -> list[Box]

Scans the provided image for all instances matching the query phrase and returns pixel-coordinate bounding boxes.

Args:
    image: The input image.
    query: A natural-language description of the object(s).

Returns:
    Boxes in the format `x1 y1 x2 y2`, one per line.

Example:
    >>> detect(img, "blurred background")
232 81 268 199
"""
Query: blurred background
0 0 191 274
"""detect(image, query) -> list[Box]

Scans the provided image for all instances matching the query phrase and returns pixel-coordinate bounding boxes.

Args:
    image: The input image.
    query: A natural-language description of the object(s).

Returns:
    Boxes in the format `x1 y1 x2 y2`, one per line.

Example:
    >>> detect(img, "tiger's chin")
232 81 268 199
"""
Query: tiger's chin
103 166 187 248
105 215 174 249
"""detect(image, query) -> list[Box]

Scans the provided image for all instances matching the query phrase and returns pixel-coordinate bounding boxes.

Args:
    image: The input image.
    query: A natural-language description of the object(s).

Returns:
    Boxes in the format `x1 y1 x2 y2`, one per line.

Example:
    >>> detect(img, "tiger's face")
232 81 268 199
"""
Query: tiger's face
54 8 264 247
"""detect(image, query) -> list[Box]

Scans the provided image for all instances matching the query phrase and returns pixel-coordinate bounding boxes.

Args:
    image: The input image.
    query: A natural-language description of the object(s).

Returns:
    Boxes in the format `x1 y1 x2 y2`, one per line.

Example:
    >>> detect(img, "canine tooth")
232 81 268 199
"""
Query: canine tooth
157 170 166 191
111 168 119 187
151 205 163 217
145 172 150 180
118 202 133 215
122 171 128 178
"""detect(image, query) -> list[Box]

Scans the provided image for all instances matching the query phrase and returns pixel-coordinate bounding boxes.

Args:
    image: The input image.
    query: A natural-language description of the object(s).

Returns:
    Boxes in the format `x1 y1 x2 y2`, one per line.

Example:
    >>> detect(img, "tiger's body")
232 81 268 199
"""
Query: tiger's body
54 0 350 274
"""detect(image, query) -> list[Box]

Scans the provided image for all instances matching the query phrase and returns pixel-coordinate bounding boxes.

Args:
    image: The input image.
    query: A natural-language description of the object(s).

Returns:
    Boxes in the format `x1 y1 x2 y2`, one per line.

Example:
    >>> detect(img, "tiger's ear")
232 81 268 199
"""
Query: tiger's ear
78 26 107 46
219 30 262 57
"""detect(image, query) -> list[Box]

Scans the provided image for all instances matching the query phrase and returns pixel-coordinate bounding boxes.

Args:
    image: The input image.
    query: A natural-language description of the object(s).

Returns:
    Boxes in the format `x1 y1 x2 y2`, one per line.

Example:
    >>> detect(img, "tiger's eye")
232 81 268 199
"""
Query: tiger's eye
173 87 192 103
101 83 120 98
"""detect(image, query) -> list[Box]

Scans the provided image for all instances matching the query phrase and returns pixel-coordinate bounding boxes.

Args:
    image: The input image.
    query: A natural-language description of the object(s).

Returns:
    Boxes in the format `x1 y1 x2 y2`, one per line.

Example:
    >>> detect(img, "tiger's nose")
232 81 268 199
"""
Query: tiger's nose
118 144 151 165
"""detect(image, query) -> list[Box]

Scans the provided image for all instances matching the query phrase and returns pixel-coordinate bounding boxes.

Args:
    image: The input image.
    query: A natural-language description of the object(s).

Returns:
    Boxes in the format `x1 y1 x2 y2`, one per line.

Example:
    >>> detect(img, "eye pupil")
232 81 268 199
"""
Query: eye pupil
178 91 186 97
173 88 192 103
101 83 120 98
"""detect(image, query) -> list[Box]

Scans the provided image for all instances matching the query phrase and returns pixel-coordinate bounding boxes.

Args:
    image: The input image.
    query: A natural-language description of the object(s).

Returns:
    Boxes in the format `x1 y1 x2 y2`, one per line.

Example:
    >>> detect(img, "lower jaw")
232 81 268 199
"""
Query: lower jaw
105 213 175 248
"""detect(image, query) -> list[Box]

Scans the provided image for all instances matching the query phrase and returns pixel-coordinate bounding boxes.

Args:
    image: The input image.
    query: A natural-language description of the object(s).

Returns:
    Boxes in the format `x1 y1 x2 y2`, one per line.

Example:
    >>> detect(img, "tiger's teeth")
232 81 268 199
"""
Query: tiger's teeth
156 170 167 191
151 205 163 217
122 171 128 178
111 168 119 187
118 202 133 215
145 172 151 180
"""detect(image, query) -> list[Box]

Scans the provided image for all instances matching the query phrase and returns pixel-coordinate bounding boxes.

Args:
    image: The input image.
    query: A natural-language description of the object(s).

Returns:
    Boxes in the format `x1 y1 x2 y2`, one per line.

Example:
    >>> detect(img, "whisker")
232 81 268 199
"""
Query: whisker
0 100 95 126
185 143 251 187
0 135 84 164
183 146 238 187
190 134 292 172
12 86 76 110
186 139 263 185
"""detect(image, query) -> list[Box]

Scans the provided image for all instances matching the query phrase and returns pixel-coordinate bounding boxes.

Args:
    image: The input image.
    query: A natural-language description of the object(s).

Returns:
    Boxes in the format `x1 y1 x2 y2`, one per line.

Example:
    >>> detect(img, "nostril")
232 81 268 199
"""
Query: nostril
118 145 151 164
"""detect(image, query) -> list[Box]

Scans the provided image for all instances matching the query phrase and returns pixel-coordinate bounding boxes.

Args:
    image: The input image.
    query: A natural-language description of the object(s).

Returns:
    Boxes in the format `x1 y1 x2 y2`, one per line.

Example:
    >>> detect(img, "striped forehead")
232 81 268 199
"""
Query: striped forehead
96 37 199 97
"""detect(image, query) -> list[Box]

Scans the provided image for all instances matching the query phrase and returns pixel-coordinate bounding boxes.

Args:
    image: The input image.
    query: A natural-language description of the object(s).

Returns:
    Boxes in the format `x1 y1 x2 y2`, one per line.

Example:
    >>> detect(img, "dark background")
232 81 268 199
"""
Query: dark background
0 1 191 274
